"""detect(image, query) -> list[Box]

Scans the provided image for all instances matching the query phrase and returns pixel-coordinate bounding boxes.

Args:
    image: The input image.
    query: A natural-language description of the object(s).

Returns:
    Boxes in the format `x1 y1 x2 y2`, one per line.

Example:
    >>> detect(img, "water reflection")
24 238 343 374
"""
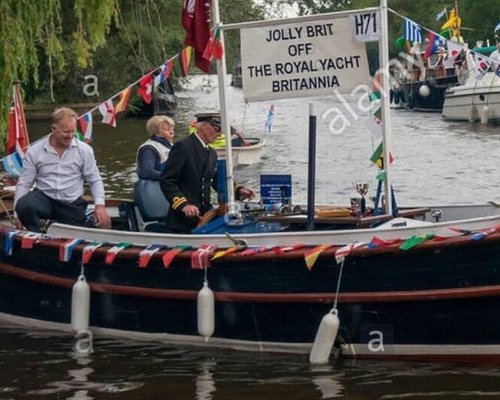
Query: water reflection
195 360 217 400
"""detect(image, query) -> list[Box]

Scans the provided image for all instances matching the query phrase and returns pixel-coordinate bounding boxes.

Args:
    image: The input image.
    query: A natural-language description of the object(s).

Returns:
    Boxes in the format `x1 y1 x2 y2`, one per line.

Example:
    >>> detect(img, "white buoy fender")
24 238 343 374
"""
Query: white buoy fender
197 281 215 340
468 105 477 122
71 274 90 332
309 309 340 365
418 85 430 97
481 106 490 124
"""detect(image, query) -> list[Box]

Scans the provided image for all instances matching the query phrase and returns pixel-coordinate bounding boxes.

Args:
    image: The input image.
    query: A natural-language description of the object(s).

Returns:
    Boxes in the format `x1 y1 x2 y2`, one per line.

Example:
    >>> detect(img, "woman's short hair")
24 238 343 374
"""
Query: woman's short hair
146 115 175 136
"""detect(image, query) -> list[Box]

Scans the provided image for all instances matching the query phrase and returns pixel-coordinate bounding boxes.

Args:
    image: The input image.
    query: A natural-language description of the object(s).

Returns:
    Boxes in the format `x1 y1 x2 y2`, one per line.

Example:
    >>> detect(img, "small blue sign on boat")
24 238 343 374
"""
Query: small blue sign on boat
260 174 292 205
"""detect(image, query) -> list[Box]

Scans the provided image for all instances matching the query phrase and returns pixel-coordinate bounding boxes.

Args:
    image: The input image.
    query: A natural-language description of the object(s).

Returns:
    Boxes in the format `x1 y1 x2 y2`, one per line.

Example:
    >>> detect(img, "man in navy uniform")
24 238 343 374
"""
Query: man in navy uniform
161 120 253 233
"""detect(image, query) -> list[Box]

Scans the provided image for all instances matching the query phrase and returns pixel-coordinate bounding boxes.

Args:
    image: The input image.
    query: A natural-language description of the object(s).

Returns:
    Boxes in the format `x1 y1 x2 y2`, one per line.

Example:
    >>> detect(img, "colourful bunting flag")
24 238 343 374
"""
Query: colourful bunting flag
191 244 218 269
264 105 275 134
4 231 16 256
115 87 132 113
105 242 132 265
239 246 273 256
399 234 435 250
138 73 154 104
82 241 106 264
370 142 394 168
154 61 174 87
272 243 305 255
98 100 117 127
138 244 167 268
78 112 93 142
59 238 85 262
179 47 192 77
21 232 41 249
423 32 444 61
335 242 365 264
471 227 497 241
367 236 403 249
2 151 23 178
162 245 192 268
304 244 333 270
474 55 491 78
211 246 244 261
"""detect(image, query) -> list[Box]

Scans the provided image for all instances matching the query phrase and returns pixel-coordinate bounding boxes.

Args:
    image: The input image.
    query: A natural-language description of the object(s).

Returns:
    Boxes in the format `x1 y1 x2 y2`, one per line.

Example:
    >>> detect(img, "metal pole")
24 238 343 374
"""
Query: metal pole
212 0 236 214
306 103 316 231
379 0 393 216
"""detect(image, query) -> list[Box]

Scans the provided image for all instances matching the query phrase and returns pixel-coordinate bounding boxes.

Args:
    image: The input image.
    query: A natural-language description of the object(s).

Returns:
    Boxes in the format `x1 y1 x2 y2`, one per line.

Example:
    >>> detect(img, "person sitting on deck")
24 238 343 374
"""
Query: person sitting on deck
14 107 111 232
133 115 174 229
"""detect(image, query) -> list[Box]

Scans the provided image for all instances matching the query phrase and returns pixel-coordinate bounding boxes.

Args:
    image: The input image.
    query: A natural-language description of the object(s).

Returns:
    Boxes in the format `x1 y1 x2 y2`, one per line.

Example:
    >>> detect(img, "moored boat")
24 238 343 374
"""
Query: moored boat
442 71 500 123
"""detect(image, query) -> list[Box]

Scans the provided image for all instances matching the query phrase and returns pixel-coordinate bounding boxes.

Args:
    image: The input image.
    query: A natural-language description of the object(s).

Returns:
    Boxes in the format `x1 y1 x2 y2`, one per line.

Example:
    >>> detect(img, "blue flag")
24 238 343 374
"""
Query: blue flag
264 104 275 134
2 151 23 178
403 18 422 43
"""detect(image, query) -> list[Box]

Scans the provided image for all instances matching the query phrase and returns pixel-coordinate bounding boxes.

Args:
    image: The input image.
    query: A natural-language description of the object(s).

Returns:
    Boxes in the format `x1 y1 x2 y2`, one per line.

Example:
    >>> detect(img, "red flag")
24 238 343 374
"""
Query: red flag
162 245 192 268
182 0 213 73
203 27 224 61
6 83 30 155
138 73 154 104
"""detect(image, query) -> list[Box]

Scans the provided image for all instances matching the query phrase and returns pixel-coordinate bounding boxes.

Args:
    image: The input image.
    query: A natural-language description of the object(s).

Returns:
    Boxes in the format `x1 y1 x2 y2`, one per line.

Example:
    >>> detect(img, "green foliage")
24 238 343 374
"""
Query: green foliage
0 0 117 151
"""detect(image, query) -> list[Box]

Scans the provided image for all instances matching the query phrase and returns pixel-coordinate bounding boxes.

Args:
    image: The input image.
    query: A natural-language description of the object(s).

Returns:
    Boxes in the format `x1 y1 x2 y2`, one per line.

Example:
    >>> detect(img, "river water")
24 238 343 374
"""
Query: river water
4 76 500 399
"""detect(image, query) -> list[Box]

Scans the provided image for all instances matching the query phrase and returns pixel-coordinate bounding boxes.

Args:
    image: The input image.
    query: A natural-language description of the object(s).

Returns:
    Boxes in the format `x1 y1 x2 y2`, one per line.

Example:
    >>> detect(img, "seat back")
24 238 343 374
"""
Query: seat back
133 180 169 222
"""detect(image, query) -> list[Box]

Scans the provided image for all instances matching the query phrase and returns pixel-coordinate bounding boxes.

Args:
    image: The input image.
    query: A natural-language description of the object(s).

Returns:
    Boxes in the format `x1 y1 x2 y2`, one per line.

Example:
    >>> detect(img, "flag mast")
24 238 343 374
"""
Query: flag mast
211 0 237 215
379 0 393 215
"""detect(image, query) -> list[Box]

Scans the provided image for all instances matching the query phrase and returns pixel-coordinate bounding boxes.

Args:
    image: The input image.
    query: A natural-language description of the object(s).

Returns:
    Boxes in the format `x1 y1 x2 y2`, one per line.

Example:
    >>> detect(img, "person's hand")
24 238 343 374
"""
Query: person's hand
182 204 200 218
94 204 111 229
242 139 250 146
237 186 255 201
13 217 24 230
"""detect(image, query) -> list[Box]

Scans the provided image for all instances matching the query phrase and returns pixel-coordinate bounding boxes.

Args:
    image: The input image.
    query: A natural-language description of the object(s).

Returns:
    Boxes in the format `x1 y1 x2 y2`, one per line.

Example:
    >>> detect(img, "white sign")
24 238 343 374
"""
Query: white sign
350 11 380 42
240 16 370 102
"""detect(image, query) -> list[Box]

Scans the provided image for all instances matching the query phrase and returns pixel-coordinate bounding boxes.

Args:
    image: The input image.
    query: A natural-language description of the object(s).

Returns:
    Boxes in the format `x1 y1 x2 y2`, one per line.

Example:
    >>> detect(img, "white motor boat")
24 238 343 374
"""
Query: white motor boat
442 71 500 124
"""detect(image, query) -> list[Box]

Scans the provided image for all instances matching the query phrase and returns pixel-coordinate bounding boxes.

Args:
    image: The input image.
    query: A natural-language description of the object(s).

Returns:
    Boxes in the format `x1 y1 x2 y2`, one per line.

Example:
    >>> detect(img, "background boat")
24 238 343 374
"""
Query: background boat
442 71 500 123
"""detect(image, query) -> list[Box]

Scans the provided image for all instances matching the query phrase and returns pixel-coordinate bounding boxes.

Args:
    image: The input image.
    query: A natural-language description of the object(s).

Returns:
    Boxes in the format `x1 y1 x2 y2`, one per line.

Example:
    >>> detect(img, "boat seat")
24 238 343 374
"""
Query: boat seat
133 180 169 232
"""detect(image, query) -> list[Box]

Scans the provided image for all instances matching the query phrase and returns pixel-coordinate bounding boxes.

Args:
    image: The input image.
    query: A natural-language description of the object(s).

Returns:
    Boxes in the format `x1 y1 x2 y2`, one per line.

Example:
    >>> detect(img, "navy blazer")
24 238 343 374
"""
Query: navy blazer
160 134 217 233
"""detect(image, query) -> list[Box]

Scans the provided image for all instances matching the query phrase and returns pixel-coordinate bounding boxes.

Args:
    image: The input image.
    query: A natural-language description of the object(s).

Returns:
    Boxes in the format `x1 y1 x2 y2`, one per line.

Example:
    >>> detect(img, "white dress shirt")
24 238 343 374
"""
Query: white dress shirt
14 135 106 207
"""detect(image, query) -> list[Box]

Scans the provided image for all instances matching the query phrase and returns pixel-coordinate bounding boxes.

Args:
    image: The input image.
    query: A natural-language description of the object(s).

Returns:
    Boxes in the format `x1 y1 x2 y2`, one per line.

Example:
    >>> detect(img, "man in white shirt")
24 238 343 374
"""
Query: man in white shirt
14 107 111 232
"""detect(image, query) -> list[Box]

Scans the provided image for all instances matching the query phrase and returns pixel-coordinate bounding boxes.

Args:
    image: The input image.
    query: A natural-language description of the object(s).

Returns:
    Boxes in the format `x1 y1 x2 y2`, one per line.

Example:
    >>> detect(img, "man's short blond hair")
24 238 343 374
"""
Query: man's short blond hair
51 107 78 124
146 115 175 136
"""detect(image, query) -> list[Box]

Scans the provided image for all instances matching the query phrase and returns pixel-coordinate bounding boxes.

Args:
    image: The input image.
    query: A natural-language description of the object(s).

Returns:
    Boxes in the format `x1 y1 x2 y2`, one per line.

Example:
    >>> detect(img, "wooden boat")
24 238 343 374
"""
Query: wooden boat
1 198 500 363
2 2 500 365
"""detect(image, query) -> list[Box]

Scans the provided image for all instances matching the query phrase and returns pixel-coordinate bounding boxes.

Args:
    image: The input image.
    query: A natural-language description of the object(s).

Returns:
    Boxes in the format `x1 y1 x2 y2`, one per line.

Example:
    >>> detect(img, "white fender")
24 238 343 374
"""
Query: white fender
481 105 490 125
468 105 477 123
71 274 90 332
197 280 215 341
309 309 340 365
418 85 430 97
